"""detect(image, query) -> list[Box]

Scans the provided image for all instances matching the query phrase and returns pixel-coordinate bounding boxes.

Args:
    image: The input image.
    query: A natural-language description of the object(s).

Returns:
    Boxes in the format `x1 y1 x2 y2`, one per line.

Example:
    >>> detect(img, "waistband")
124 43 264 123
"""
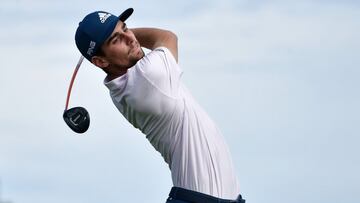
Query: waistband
168 187 245 203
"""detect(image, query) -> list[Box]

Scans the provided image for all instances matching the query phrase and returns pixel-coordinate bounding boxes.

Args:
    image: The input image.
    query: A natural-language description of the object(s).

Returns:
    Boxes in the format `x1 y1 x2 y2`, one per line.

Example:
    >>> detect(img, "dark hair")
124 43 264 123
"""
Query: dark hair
95 47 106 57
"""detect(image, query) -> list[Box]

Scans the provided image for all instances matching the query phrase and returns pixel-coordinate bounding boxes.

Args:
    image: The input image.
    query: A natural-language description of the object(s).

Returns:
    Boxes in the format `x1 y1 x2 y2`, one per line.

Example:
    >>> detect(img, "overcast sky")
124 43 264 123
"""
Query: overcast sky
0 0 359 203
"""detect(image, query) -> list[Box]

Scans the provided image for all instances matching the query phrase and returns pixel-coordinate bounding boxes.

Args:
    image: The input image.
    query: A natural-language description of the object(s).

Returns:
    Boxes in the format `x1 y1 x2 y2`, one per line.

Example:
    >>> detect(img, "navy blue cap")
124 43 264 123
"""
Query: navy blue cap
75 8 134 61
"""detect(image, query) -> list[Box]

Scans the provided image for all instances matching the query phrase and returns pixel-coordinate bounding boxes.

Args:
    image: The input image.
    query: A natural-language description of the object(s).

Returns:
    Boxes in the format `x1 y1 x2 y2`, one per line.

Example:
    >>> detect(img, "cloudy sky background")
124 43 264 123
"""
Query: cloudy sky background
0 0 359 202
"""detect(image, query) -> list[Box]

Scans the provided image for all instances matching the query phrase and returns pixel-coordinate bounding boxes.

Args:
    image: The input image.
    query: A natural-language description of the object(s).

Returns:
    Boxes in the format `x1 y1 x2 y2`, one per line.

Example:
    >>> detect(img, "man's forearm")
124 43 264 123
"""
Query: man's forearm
131 28 178 62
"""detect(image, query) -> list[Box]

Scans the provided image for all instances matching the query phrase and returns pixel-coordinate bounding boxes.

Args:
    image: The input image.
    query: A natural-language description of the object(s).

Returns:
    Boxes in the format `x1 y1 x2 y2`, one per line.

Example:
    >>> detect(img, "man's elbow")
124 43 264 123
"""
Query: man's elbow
164 30 178 45
165 31 178 61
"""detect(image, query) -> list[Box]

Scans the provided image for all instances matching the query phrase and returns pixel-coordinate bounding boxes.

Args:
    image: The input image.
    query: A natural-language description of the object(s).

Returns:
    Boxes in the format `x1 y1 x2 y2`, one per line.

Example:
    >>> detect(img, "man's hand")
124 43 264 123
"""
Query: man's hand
131 28 178 62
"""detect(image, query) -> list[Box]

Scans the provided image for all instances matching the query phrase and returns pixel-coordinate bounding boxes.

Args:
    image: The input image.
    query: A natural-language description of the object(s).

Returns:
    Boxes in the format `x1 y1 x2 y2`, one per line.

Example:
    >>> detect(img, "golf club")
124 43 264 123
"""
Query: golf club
63 56 90 133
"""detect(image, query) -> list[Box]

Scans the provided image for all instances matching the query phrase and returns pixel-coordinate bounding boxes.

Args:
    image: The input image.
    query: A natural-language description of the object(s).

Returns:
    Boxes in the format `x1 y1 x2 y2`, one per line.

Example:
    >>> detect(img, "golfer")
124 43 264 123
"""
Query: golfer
75 8 245 203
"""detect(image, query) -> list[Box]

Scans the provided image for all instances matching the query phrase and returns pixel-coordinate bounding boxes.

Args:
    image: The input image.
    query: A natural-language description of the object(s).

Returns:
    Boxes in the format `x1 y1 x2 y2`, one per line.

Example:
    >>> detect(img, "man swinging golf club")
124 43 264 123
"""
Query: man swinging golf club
71 7 245 203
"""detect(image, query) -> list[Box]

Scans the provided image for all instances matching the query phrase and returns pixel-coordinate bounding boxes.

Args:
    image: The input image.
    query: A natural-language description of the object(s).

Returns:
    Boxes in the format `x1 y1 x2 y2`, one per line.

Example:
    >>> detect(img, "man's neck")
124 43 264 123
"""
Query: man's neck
104 64 129 81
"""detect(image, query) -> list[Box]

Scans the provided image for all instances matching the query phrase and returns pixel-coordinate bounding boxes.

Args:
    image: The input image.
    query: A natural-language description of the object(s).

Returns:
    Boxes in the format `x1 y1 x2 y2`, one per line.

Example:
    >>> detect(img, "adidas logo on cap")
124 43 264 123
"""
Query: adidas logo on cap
98 12 111 23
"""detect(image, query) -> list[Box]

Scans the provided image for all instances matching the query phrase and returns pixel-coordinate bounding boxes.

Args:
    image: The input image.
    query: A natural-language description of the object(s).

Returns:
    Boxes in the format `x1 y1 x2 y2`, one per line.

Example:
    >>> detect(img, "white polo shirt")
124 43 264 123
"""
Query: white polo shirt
104 47 240 199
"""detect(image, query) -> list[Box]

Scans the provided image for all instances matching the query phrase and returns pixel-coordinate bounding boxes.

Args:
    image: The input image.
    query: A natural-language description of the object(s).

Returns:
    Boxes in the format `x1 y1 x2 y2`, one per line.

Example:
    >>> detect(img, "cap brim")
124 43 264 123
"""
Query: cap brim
119 8 134 22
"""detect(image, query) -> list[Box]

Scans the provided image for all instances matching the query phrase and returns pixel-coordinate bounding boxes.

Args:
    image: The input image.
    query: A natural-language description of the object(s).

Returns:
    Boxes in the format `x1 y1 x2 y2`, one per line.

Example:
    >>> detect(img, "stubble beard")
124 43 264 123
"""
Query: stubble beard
129 48 145 66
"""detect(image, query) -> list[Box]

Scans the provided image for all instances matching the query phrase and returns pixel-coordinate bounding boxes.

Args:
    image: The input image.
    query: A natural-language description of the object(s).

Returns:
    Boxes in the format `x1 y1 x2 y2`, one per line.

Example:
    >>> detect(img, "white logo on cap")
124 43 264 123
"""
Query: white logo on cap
87 41 96 56
98 12 111 23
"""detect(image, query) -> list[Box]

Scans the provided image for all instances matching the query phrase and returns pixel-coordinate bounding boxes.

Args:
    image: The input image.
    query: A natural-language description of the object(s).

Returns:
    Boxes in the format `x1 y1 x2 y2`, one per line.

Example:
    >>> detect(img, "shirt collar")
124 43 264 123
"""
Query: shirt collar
103 73 128 91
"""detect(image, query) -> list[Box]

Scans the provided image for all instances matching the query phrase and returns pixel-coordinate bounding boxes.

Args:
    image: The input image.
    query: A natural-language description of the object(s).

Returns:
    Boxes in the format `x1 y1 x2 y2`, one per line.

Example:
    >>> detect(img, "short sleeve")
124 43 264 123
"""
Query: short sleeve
134 47 183 98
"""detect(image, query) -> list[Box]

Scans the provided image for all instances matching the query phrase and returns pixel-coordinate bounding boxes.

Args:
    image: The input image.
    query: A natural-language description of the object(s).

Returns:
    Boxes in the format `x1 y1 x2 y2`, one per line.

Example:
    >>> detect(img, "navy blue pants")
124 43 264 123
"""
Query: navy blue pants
166 187 245 203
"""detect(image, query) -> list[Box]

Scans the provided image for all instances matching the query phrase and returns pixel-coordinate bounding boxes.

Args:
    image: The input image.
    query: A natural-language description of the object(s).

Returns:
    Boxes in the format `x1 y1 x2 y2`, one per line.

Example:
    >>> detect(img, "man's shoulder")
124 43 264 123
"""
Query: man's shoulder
135 46 176 70
149 46 176 63
127 45 182 84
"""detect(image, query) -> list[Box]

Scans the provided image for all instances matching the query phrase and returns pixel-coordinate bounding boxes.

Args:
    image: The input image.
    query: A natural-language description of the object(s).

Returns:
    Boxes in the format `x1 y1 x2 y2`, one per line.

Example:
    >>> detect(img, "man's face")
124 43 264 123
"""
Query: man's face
100 21 144 68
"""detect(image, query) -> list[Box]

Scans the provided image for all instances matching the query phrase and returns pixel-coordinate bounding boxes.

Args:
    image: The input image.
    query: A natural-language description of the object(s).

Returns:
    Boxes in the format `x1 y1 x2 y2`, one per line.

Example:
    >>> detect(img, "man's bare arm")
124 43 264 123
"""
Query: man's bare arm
131 28 178 62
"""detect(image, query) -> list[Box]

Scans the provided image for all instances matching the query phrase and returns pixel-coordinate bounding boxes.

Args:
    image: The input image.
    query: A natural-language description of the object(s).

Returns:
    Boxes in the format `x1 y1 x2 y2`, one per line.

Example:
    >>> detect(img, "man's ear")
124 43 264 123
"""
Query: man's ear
91 56 109 69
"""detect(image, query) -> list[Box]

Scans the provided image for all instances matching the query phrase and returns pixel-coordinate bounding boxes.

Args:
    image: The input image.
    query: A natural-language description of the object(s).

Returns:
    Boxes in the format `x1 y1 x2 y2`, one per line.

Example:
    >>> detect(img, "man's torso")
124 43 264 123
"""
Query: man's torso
104 47 240 199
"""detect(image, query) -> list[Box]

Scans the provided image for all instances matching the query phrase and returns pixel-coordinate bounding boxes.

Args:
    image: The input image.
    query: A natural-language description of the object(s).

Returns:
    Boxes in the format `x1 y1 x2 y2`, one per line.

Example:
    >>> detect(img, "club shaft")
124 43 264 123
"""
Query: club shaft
65 56 84 110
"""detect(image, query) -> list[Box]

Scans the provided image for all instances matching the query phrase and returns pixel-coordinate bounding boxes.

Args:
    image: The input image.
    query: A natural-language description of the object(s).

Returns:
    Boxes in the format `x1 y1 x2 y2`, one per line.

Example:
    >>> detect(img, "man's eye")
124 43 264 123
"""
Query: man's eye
112 36 120 44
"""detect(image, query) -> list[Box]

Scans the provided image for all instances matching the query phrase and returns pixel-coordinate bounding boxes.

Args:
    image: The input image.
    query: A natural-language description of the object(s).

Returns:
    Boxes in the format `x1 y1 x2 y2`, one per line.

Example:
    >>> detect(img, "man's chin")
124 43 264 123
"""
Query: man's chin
138 48 145 58
126 49 145 68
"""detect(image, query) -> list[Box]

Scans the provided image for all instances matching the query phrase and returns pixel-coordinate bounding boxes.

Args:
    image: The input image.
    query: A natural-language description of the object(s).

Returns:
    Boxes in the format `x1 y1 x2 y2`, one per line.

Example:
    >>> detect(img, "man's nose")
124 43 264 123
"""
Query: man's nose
123 32 134 45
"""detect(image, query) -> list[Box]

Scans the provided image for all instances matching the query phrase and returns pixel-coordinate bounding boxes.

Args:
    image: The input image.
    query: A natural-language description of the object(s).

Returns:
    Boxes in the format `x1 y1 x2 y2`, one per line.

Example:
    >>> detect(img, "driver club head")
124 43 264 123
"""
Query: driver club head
63 107 90 133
